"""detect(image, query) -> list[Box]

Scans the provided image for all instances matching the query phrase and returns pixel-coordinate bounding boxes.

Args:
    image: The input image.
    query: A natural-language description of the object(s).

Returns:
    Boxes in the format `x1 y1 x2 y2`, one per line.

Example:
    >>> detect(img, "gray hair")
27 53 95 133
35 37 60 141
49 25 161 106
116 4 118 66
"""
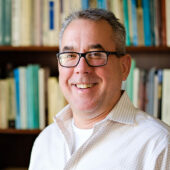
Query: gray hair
59 8 126 55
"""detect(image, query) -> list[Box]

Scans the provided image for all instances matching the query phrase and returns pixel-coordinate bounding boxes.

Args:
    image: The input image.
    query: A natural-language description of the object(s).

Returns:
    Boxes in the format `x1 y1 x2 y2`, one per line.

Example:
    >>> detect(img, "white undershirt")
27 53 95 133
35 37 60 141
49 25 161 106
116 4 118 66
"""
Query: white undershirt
72 119 93 153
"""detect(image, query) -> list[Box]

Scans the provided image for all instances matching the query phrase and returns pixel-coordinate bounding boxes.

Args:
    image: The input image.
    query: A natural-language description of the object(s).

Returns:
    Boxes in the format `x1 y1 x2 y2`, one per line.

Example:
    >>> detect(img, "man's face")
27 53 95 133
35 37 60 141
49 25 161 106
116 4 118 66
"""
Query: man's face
59 19 130 117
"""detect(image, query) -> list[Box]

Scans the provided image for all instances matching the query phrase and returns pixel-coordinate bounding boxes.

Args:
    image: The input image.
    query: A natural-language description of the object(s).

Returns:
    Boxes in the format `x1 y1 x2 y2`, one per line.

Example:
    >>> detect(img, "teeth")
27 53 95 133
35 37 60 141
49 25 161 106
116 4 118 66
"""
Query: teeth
76 84 93 89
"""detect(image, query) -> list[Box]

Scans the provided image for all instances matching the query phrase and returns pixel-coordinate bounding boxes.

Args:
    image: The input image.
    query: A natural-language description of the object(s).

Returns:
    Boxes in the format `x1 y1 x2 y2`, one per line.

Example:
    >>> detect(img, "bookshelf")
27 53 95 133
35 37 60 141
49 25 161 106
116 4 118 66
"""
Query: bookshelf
0 45 170 169
0 0 170 168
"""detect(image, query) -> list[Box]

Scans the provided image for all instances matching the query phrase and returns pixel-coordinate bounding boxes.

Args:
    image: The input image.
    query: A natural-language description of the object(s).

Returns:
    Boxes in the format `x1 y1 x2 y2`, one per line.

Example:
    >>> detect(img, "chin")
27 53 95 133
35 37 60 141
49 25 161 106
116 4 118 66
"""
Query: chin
72 102 99 114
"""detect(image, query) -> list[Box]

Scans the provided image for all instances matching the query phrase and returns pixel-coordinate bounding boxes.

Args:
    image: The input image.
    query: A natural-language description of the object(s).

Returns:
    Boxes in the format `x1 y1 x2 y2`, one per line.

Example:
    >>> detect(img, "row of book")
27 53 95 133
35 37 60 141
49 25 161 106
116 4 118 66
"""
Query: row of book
0 64 67 129
0 0 170 47
0 62 170 129
124 59 170 125
113 0 170 47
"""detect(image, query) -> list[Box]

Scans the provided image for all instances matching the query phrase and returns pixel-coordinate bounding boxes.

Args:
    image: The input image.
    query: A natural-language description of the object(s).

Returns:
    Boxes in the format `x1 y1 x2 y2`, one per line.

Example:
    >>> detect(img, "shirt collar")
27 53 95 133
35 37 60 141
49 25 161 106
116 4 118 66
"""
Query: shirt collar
53 91 136 126
106 91 136 125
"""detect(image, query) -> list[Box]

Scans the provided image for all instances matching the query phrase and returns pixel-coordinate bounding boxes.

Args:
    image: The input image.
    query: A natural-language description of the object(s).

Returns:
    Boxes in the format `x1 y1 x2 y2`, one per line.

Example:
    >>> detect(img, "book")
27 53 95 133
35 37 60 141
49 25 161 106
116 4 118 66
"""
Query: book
71 0 82 11
89 0 97 8
48 77 67 124
138 70 146 111
142 0 152 46
126 59 136 102
7 78 16 128
97 0 107 9
161 0 167 46
149 0 155 46
131 0 138 46
47 0 61 46
127 0 133 45
110 0 124 24
0 79 9 129
153 71 158 118
38 68 46 129
11 0 21 46
20 0 32 46
0 0 3 45
145 68 156 116
3 0 12 45
32 65 40 128
162 69 170 125
42 0 49 46
136 0 144 46
154 0 161 46
19 67 27 129
133 67 140 108
14 68 21 129
26 65 40 129
33 0 42 46
123 0 130 46
82 0 89 9
165 0 170 46
157 69 163 119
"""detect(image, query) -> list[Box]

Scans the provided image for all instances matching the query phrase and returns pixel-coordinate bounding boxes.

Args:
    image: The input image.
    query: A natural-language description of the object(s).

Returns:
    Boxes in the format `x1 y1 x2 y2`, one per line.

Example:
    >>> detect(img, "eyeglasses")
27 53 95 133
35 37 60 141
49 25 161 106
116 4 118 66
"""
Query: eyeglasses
56 51 123 68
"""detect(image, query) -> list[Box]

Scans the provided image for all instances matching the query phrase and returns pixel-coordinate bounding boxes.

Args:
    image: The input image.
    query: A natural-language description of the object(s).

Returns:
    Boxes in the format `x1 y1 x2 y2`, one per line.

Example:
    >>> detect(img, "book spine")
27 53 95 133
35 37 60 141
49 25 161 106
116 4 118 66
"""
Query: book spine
8 78 16 128
161 0 166 46
26 65 34 129
32 65 40 128
19 67 27 129
14 68 21 129
89 0 97 8
123 0 131 46
42 0 48 46
162 69 170 125
0 0 3 45
142 0 152 46
126 59 136 102
82 0 89 9
165 0 170 46
136 0 144 46
131 0 138 46
33 0 42 46
157 69 163 119
3 0 12 45
97 0 107 9
39 68 46 129
11 0 21 46
0 80 9 129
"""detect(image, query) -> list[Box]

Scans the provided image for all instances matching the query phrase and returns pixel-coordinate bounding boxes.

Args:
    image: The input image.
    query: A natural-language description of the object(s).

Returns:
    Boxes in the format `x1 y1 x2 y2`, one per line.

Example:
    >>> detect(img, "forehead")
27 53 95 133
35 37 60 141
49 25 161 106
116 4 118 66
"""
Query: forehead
61 19 116 51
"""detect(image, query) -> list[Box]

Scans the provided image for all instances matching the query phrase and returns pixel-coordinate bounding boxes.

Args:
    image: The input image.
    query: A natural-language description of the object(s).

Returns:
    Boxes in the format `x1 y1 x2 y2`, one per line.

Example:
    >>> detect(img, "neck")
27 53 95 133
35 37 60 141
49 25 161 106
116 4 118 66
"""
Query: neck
73 110 110 129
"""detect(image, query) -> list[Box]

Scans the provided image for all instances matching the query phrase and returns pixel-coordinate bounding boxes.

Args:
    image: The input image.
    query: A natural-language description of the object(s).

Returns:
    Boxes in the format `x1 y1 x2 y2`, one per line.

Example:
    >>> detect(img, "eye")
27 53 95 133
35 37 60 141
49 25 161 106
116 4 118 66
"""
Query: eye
87 52 105 59
61 53 77 59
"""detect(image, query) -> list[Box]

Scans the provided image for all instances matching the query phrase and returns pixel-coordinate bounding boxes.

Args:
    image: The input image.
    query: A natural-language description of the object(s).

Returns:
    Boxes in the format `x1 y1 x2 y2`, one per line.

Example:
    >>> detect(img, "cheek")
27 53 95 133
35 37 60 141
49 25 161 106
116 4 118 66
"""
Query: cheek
101 64 122 89
59 67 71 91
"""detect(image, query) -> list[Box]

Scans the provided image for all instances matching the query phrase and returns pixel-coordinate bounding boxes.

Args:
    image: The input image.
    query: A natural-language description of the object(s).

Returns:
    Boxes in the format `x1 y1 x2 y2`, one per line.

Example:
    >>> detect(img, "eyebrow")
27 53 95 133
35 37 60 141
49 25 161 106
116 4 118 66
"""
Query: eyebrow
88 44 105 51
61 44 105 52
62 46 74 52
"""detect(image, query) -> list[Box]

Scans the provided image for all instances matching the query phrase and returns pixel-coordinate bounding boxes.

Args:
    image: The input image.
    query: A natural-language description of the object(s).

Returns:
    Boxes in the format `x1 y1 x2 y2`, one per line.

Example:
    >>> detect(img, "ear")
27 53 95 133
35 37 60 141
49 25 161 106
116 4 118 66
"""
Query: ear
120 54 131 81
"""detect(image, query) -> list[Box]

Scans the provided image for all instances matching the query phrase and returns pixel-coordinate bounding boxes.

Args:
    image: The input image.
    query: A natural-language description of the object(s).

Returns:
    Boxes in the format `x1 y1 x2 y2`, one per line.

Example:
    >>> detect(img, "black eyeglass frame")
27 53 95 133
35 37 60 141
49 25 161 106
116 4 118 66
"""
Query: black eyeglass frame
56 51 124 68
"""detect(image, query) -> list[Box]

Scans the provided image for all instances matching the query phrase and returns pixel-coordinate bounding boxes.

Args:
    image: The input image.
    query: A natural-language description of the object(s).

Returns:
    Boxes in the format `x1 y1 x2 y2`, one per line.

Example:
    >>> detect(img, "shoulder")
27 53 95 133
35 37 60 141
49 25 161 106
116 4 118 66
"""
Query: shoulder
135 109 170 143
33 123 64 147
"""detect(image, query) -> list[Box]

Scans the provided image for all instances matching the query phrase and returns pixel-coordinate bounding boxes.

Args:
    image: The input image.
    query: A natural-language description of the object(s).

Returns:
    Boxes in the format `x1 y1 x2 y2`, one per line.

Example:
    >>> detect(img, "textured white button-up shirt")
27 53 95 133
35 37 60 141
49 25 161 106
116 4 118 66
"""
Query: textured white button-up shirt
29 92 170 170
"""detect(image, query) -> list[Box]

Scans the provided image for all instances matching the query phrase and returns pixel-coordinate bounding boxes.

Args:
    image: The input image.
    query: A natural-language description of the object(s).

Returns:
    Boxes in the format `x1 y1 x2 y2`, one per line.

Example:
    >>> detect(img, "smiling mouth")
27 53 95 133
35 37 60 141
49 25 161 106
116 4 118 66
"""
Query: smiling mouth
75 83 96 89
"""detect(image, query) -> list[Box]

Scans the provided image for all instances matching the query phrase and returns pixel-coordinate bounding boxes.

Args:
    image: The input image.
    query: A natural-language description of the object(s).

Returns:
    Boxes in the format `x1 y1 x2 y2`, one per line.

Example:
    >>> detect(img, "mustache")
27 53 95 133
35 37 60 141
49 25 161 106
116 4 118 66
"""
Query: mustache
68 75 99 84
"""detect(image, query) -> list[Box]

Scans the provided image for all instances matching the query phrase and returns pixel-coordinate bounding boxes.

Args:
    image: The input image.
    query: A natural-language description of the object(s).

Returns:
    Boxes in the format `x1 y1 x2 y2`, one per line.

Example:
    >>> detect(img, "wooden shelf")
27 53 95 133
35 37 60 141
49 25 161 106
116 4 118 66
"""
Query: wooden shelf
0 45 170 53
0 129 41 135
0 46 59 52
0 129 40 169
126 46 170 53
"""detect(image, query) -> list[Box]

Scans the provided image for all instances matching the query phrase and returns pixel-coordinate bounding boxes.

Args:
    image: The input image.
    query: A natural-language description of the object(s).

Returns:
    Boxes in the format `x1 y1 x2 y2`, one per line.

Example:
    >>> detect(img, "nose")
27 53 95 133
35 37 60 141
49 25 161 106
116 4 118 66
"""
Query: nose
74 57 92 74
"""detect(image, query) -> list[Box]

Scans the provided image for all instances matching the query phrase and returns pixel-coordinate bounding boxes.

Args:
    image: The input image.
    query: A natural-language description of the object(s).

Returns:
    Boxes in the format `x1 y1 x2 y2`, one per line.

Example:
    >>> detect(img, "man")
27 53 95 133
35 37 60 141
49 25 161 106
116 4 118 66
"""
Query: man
29 9 170 170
